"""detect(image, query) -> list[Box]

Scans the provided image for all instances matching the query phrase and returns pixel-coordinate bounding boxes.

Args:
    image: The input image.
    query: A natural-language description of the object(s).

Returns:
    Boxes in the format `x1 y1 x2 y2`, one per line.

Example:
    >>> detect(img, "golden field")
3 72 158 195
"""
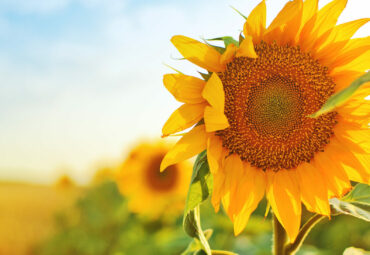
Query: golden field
0 182 83 255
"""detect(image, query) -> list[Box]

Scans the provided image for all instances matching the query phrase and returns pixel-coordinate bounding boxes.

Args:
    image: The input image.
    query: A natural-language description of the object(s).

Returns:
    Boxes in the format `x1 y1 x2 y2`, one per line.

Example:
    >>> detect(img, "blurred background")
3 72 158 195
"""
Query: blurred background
0 0 369 254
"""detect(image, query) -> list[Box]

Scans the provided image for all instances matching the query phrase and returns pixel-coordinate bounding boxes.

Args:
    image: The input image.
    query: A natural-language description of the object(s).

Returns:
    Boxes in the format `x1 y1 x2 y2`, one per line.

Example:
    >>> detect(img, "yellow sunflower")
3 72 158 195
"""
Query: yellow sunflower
160 0 370 242
116 141 191 218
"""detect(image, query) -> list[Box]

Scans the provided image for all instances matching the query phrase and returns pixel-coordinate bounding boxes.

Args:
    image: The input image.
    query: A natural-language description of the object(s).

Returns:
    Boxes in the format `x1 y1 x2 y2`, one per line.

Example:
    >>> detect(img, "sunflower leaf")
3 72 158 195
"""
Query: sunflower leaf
309 71 370 118
180 229 214 255
198 72 212 81
183 151 213 255
329 198 370 222
343 183 370 206
206 36 239 48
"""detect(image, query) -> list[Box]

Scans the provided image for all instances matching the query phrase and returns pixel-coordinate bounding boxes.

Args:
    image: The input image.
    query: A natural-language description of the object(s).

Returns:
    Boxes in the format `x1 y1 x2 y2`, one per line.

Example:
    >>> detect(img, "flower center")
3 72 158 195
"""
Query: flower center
145 154 178 191
217 42 337 171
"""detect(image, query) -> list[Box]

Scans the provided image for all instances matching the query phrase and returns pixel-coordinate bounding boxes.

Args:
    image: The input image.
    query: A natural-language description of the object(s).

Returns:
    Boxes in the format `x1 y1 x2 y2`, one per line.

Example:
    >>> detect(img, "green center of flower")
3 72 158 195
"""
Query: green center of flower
246 75 303 138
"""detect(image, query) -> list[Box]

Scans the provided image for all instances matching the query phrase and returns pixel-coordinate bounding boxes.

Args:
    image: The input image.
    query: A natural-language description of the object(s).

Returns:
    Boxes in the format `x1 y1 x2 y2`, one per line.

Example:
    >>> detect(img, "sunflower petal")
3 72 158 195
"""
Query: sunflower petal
162 102 207 137
163 73 206 104
204 106 229 132
202 73 225 110
202 73 229 132
236 35 258 58
243 0 266 44
160 125 207 171
314 147 351 198
296 163 330 216
266 169 301 242
171 35 224 72
315 18 370 53
234 167 266 235
266 0 302 33
299 0 347 51
220 43 237 66
207 134 224 174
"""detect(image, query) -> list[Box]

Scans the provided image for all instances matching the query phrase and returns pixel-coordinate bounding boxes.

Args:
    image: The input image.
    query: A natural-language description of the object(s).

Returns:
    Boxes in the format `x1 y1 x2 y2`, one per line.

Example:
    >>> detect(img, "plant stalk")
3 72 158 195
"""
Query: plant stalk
284 214 325 255
273 215 287 255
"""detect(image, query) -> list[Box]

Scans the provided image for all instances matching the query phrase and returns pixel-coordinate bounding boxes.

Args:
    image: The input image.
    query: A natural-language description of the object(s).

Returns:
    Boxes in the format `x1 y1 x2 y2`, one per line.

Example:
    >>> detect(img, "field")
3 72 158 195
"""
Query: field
0 182 83 255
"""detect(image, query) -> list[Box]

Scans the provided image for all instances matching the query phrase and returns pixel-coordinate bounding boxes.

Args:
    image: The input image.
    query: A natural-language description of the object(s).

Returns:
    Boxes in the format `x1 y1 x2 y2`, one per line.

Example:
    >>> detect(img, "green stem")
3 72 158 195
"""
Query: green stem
284 214 325 255
194 205 212 255
273 215 287 255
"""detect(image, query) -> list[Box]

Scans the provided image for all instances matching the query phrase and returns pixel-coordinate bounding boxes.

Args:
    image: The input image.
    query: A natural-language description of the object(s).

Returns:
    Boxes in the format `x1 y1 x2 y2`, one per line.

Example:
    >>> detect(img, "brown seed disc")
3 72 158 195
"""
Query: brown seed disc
145 154 179 191
217 41 337 170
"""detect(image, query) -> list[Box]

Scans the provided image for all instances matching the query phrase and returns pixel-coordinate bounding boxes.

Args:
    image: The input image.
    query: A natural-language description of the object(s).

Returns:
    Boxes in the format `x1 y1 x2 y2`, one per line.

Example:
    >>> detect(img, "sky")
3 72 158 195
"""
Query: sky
0 0 368 184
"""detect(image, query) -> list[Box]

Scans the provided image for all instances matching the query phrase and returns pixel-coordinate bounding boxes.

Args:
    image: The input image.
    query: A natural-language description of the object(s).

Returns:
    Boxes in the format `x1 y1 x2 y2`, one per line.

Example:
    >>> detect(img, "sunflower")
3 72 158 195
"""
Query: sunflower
160 0 370 242
116 141 191 218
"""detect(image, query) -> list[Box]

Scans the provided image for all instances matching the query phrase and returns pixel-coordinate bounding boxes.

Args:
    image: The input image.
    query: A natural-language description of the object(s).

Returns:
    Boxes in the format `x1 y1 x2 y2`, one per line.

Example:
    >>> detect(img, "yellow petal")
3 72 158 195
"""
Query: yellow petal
300 0 318 31
171 35 224 72
243 0 266 44
266 0 302 33
295 0 318 43
299 0 347 51
280 0 303 45
162 102 207 137
296 163 330 216
233 167 266 235
223 154 244 200
266 169 301 242
202 73 229 132
160 125 207 171
312 0 347 38
316 18 370 52
314 147 351 198
204 106 229 132
207 134 224 174
220 43 237 66
202 73 225 110
212 170 226 212
236 35 258 58
163 73 206 104
331 50 370 74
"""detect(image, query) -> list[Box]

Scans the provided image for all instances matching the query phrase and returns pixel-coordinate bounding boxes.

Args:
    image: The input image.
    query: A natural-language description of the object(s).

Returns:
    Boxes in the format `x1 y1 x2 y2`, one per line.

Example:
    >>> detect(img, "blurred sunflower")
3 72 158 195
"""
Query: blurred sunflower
161 0 369 241
117 141 191 218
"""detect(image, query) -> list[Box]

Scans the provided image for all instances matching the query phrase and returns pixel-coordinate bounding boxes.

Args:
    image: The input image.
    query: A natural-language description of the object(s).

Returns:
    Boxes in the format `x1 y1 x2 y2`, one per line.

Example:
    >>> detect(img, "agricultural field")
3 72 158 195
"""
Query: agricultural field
0 182 83 255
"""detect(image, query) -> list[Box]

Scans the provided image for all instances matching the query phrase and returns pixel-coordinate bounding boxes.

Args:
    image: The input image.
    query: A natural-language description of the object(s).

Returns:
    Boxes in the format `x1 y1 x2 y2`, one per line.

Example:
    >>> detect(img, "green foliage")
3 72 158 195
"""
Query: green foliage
310 72 370 118
35 181 188 255
344 184 370 205
206 37 239 48
34 180 370 255
330 183 370 222
330 198 370 222
183 151 213 254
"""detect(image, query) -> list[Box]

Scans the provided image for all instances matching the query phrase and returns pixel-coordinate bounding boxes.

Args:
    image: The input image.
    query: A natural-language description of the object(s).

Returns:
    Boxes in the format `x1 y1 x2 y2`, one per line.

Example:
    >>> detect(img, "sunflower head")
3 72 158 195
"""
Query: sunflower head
116 141 191 218
161 0 369 242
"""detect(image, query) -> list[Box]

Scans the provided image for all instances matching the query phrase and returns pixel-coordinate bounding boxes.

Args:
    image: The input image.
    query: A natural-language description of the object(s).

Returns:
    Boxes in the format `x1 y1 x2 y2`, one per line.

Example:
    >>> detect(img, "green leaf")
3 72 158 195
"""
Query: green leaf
181 229 214 255
330 198 370 222
343 183 370 206
198 72 212 81
309 71 370 118
183 151 213 255
184 151 213 218
207 36 239 48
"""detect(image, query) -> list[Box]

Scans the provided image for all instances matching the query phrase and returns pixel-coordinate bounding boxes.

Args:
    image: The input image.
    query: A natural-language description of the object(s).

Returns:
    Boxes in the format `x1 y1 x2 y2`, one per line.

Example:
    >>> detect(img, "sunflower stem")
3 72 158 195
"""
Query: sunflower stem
284 214 325 255
273 215 287 255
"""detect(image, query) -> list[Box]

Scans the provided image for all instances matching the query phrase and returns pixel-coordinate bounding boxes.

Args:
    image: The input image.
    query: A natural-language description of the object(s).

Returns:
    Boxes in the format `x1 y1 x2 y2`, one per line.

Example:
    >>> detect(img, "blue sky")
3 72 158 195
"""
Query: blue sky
0 0 368 184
